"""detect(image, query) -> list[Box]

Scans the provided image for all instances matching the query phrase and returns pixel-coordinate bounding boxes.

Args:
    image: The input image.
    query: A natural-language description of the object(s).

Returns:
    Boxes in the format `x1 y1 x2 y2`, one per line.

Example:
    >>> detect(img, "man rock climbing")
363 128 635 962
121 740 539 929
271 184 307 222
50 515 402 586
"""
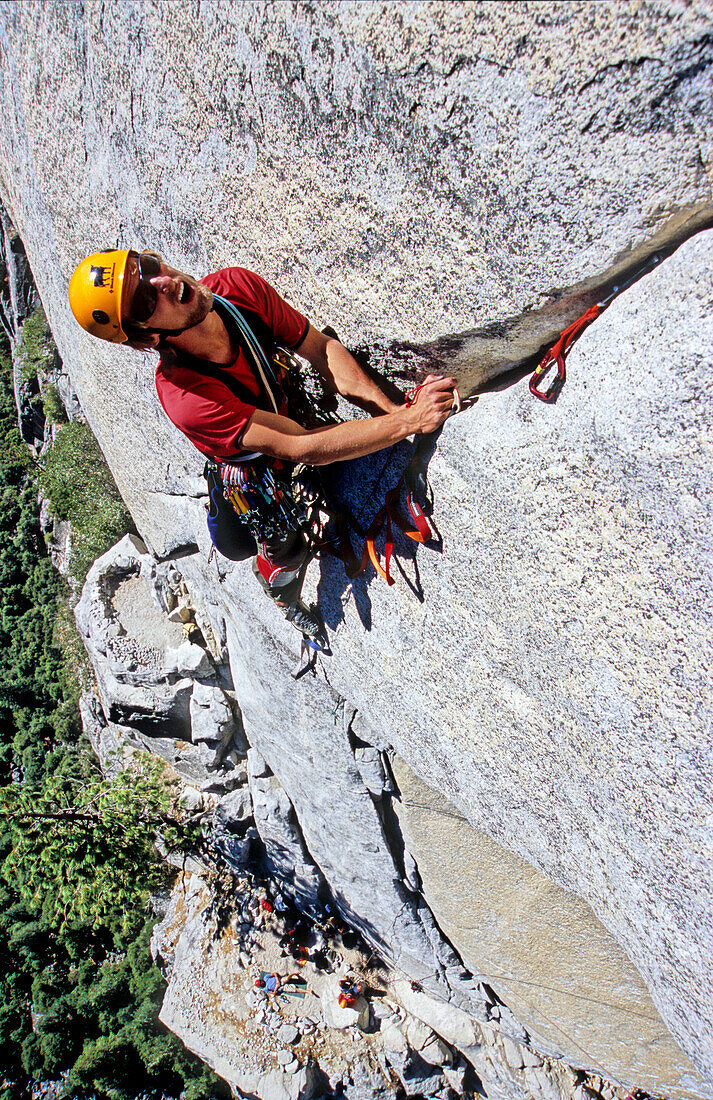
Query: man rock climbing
68 249 455 649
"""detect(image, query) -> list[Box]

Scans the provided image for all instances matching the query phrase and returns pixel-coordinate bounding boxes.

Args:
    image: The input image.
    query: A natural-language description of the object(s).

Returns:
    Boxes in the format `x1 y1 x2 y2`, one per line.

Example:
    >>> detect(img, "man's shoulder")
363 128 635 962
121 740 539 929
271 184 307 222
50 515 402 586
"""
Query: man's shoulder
201 266 263 300
200 267 308 348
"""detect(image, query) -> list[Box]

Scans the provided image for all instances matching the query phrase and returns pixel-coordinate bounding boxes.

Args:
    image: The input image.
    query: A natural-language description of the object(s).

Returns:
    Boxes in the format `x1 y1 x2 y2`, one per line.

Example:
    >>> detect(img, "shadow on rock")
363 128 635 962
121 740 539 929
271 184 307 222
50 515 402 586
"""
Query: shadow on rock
354 200 713 400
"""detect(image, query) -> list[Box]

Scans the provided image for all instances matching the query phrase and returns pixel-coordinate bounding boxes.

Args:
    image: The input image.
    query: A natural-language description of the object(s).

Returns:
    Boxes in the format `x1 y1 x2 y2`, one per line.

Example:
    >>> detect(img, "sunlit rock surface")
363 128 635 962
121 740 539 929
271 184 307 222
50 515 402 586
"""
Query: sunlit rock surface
390 756 706 1099
0 3 711 1097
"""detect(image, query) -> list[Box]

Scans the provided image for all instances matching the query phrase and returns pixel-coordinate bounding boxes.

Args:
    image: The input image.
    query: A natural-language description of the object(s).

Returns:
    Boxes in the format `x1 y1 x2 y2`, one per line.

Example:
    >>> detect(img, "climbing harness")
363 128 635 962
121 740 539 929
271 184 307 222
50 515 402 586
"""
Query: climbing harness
529 252 663 402
201 302 445 594
219 454 311 543
198 298 324 551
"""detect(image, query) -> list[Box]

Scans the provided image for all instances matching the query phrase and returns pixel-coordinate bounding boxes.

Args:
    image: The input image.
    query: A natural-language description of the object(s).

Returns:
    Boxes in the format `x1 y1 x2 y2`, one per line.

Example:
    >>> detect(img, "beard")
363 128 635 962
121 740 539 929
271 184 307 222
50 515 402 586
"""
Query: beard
144 283 213 337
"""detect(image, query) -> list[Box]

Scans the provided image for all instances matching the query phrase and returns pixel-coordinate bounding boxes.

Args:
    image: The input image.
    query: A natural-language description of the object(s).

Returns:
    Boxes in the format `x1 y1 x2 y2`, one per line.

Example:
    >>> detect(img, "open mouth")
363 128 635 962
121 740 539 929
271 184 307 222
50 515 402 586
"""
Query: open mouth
178 281 192 304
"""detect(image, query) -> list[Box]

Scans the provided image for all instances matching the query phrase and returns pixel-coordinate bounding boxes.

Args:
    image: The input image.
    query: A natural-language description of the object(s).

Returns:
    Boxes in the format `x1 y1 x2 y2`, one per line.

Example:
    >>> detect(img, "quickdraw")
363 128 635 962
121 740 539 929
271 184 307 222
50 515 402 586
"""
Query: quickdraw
529 252 663 402
529 303 604 403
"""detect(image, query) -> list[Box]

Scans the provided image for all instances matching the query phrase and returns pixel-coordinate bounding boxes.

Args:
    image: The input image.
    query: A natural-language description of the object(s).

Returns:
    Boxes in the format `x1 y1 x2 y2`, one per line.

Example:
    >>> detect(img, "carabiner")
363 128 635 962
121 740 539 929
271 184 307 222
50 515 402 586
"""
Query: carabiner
529 351 566 403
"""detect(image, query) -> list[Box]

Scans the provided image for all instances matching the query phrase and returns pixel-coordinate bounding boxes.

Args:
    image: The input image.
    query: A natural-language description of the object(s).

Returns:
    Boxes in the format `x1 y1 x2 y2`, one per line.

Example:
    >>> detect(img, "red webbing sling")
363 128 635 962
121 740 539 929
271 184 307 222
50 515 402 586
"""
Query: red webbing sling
529 250 664 402
358 384 433 585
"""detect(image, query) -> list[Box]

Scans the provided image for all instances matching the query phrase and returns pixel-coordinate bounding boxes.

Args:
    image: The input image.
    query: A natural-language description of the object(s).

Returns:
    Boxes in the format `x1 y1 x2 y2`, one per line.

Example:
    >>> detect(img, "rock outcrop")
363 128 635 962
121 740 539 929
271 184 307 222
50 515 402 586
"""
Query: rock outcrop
0 3 711 1099
75 533 245 784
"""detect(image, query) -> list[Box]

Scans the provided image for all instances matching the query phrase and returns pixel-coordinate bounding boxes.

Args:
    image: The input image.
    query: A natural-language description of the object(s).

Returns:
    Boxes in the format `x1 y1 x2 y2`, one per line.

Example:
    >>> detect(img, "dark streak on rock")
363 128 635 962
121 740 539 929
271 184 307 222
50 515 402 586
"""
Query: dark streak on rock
649 33 713 110
400 201 713 399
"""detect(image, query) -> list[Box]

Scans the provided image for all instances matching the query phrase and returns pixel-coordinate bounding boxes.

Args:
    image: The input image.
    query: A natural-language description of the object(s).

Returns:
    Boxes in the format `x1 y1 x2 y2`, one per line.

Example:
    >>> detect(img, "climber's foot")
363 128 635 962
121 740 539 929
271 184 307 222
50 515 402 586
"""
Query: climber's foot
284 601 330 654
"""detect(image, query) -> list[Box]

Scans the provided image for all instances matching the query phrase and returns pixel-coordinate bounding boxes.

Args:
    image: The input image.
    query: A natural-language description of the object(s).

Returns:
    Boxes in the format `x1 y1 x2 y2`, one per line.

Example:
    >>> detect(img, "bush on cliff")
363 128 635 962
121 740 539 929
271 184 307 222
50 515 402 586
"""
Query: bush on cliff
17 304 133 588
16 307 58 384
39 418 134 585
0 754 197 934
41 382 68 425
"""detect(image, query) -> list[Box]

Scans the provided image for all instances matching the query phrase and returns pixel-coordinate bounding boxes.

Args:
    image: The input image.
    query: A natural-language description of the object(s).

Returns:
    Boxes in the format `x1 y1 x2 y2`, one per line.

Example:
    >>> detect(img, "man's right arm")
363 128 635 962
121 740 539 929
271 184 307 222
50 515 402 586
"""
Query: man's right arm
239 374 456 466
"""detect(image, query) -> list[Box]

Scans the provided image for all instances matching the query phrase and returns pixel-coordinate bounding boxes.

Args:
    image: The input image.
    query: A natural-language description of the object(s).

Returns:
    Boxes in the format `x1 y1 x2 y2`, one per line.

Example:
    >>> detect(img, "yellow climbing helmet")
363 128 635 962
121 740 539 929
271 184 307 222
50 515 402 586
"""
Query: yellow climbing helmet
68 249 132 343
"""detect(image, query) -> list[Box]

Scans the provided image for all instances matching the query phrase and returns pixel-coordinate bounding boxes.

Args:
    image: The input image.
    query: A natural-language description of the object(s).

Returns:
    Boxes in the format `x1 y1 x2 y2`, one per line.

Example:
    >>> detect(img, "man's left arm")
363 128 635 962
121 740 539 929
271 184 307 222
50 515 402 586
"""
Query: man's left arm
295 325 401 416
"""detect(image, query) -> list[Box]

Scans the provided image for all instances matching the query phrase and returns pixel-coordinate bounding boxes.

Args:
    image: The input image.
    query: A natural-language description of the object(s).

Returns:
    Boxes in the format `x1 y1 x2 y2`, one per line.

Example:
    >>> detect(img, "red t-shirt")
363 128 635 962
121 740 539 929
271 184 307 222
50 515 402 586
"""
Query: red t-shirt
155 267 309 460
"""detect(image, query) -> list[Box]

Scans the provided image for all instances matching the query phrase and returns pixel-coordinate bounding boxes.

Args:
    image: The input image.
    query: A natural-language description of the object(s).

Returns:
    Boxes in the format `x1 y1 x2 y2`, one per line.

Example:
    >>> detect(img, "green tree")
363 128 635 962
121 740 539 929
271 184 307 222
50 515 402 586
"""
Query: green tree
0 325 228 1100
16 307 58 384
0 755 196 933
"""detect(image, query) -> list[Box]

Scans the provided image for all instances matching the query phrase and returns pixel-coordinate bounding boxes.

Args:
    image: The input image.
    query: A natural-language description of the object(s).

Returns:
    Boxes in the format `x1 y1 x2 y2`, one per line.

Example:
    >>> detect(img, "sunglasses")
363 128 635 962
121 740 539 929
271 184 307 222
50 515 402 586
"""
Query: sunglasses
126 252 162 325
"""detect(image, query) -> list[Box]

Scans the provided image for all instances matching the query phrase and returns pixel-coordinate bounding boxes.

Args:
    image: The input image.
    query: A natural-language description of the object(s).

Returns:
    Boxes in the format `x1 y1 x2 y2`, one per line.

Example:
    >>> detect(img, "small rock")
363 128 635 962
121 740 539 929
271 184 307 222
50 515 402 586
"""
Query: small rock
354 746 387 795
421 1035 453 1068
217 786 252 823
497 1004 528 1043
502 1037 525 1070
277 1049 294 1065
284 1058 300 1074
573 1086 602 1100
277 1023 300 1045
247 747 270 778
381 1022 408 1055
403 1015 435 1051
443 1064 466 1093
528 1067 564 1096
177 786 205 812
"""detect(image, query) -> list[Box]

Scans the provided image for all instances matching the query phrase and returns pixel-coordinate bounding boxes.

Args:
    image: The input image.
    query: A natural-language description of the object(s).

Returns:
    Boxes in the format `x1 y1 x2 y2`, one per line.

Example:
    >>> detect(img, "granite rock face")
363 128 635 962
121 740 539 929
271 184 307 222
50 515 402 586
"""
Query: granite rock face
0 3 711 1097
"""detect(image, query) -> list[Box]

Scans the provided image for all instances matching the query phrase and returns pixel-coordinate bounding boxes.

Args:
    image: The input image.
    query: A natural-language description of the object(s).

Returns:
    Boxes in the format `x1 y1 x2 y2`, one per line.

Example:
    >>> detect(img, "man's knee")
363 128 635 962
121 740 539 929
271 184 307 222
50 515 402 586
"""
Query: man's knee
253 533 310 605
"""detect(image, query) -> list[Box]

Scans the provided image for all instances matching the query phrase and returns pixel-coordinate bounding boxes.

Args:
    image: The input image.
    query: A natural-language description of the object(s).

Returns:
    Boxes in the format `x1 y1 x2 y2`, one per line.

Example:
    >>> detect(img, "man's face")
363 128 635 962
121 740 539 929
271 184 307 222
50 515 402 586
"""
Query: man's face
122 252 213 336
